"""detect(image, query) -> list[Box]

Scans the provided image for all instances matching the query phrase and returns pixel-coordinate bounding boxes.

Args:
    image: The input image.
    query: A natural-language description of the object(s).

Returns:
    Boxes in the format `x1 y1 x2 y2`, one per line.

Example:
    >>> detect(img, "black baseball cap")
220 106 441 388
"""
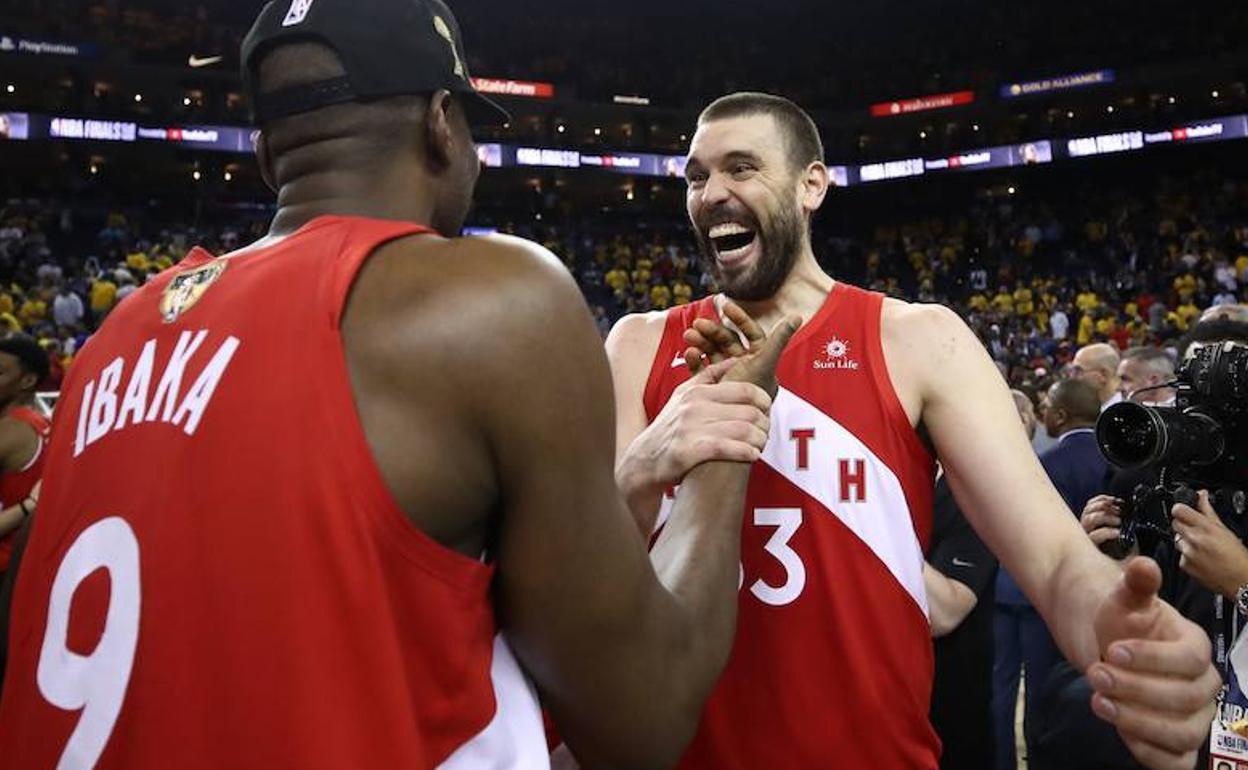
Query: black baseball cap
0 334 50 385
241 0 510 128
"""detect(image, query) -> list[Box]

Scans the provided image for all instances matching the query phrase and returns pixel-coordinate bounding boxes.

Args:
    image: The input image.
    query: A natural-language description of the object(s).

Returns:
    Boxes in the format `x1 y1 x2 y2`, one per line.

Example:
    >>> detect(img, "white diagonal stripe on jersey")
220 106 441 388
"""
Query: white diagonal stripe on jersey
759 386 928 616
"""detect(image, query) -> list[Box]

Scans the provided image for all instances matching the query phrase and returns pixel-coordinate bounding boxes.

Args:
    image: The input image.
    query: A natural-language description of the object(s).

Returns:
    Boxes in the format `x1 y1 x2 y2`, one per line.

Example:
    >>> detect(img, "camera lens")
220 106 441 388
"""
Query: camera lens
1096 402 1224 469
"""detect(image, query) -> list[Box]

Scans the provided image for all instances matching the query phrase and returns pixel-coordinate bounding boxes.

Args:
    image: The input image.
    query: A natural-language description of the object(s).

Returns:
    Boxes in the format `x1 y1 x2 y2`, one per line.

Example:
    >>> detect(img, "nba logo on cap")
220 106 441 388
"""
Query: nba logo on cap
282 0 315 27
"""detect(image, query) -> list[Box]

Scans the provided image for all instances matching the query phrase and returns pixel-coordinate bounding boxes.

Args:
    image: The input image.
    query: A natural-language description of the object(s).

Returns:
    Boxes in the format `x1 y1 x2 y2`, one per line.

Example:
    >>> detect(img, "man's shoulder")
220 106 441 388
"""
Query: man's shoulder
605 302 703 367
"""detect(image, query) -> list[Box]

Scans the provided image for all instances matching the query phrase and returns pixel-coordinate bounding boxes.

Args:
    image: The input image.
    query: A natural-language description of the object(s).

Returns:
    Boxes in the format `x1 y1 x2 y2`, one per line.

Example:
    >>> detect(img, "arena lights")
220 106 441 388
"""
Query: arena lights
1067 110 1075 118
133 93 142 103
1212 90 1221 99
919 130 927 139
191 169 201 181
4 85 13 94
88 163 98 175
972 124 980 132
556 124 566 133
1007 185 1017 195
223 170 232 182
183 97 191 106
1106 105 1115 113
1169 96 1177 104
594 127 602 136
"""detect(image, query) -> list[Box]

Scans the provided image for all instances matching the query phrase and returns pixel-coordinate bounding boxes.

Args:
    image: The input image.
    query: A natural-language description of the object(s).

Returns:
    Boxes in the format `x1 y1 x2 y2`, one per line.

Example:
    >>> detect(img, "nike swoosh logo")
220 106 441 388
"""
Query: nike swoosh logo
952 558 976 568
188 54 223 68
670 354 686 368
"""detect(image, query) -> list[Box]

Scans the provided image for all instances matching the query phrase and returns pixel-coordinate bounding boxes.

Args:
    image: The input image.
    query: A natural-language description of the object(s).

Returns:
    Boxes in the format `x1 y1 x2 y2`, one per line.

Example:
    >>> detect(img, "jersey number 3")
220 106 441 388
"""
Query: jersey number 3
37 517 141 770
747 507 806 606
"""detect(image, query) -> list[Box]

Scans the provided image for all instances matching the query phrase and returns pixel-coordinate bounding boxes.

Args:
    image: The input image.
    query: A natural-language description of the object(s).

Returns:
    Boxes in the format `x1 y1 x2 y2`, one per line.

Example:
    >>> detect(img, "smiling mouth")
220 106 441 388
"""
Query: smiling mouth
708 222 758 261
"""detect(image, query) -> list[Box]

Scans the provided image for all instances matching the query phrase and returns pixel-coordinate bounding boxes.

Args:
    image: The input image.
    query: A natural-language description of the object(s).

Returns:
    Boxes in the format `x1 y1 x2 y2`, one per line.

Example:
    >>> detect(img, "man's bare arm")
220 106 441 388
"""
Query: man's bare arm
349 234 791 769
923 563 977 638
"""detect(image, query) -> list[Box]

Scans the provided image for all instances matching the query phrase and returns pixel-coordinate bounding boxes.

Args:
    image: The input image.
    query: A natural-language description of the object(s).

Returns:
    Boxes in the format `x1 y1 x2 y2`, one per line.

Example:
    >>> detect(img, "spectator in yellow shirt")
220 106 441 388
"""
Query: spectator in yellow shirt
1076 290 1099 313
1077 313 1095 345
18 296 46 326
90 277 118 315
671 280 693 306
991 286 1015 314
604 265 630 293
1176 299 1201 327
1012 282 1034 316
649 282 672 310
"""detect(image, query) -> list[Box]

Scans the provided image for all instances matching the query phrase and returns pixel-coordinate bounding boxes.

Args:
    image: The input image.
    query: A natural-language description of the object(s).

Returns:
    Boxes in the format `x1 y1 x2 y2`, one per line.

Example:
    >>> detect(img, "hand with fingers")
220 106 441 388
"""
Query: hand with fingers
616 305 799 530
682 300 802 399
1081 495 1132 553
1087 557 1222 770
1172 490 1248 600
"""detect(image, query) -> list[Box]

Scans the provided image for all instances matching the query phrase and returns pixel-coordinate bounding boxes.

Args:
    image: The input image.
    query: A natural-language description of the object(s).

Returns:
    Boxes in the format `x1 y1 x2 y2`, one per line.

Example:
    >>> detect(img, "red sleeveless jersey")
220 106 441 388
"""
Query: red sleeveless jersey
0 216 547 770
0 405 51 572
644 285 939 770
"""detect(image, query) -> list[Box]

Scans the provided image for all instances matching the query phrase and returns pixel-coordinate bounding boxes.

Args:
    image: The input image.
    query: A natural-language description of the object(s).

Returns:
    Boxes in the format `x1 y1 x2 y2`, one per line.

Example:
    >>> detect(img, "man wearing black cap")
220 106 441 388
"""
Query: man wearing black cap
0 1 791 769
0 334 47 580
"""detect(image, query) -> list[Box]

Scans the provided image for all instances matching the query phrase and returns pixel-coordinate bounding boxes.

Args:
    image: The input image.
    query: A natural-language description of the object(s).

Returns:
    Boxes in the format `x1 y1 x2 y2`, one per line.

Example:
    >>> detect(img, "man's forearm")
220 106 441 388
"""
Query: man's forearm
615 454 664 536
649 459 751 695
1033 534 1119 670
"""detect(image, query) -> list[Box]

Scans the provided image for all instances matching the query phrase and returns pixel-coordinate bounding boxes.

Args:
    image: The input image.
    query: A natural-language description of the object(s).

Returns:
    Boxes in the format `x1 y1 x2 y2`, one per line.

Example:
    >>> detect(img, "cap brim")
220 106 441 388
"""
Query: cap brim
460 89 510 128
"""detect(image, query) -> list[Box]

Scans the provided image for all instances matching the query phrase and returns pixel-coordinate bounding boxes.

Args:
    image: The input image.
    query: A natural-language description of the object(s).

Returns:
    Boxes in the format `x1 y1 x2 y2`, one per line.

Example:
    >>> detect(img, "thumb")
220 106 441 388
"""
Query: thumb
754 316 803 373
691 357 737 383
1116 556 1163 613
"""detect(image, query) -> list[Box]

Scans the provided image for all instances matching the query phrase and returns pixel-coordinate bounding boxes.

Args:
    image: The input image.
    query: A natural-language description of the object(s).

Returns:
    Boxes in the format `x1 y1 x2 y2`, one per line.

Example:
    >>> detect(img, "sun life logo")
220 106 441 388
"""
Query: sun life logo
814 336 860 371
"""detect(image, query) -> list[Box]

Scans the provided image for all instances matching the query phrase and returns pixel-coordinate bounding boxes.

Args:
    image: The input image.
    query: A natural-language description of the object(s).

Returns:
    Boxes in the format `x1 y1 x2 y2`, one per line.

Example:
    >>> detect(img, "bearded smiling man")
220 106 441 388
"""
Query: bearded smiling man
601 92 1220 770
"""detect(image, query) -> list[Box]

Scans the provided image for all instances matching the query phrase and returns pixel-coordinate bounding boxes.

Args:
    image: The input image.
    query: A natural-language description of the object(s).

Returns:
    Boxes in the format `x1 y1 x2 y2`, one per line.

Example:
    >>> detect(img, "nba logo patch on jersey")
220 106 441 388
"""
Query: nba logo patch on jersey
160 260 227 324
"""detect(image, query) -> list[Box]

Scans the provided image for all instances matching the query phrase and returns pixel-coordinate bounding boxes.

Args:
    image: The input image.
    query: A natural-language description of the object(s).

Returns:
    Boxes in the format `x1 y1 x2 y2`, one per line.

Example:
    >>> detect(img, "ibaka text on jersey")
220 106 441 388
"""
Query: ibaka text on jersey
73 330 241 457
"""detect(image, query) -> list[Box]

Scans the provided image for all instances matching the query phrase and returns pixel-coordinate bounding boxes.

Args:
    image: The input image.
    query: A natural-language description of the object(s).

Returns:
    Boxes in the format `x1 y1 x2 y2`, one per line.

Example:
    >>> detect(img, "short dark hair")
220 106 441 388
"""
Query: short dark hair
1048 379 1101 424
698 92 824 173
0 334 50 386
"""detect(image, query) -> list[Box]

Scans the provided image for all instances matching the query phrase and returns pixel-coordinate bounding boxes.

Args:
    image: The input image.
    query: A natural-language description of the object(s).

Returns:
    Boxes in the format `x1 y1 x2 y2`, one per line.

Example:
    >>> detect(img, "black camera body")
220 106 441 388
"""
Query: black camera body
1096 341 1248 553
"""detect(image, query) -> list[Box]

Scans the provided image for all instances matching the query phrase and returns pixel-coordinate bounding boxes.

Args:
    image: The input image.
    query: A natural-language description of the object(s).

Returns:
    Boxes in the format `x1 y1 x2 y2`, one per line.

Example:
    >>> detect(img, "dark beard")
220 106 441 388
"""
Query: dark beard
694 202 803 302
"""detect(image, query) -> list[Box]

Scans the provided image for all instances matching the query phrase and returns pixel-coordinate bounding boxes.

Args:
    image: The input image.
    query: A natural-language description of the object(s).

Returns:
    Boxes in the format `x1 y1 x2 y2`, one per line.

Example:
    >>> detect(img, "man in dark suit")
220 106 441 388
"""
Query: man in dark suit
993 379 1109 770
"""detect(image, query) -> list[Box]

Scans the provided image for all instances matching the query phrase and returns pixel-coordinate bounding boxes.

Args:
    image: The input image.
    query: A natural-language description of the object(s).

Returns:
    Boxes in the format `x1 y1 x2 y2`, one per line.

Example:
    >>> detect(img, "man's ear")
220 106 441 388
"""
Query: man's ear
254 130 277 193
798 161 830 216
424 90 456 173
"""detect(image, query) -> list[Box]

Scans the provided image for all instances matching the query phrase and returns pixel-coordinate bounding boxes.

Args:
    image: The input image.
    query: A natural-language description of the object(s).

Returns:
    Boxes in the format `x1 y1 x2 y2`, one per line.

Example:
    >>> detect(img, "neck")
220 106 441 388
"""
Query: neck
725 244 833 332
266 144 440 239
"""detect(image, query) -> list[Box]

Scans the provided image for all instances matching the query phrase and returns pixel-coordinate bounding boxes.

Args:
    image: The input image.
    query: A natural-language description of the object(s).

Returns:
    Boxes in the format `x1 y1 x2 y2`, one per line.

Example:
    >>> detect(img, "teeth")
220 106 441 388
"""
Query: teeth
709 223 752 238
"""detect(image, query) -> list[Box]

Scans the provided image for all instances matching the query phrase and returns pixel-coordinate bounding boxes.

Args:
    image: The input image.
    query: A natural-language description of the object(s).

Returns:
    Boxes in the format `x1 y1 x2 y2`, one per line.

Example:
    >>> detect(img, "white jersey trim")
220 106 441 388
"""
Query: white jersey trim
437 635 549 770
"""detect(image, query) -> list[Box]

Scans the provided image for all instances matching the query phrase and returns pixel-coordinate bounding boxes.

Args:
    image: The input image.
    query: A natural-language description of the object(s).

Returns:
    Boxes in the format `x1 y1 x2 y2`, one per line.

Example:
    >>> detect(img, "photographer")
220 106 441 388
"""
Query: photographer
1072 315 1248 769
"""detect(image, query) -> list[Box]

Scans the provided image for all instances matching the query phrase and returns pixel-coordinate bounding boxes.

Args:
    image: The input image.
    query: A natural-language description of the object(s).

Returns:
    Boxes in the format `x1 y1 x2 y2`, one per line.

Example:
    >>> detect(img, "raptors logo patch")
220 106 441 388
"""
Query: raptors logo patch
159 260 227 324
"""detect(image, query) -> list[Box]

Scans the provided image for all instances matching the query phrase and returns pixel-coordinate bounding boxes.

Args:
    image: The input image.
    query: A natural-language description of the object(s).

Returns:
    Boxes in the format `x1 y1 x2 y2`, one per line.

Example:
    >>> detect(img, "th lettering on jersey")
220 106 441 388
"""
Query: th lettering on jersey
74 330 240 457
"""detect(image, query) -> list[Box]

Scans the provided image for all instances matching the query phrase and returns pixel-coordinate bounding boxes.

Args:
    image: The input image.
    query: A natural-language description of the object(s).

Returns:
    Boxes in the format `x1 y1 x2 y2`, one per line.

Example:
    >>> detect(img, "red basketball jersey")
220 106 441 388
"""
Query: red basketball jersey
0 405 51 572
0 216 547 770
644 285 939 770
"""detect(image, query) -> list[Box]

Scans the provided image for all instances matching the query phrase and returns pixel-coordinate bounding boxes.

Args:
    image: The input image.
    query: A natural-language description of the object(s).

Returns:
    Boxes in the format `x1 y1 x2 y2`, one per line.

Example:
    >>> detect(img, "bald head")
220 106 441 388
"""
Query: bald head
1043 379 1102 437
1200 304 1248 324
1072 343 1121 404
